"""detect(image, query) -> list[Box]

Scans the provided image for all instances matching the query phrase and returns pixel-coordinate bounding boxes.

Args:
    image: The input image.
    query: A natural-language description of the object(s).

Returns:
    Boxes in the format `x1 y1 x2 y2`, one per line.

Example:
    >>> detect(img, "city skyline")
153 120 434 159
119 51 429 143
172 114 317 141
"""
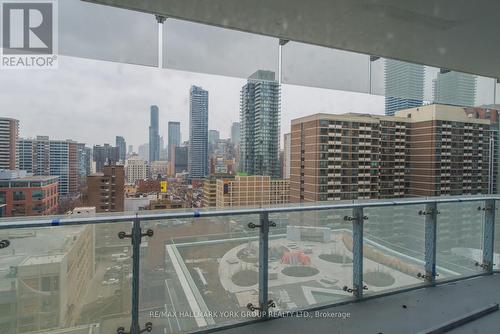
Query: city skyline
0 56 385 151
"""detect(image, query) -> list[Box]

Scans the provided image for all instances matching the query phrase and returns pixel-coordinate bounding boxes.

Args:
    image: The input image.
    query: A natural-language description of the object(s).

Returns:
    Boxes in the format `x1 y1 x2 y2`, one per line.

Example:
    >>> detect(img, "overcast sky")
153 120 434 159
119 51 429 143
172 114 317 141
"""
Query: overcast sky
0 0 386 151
0 55 384 150
1 0 497 152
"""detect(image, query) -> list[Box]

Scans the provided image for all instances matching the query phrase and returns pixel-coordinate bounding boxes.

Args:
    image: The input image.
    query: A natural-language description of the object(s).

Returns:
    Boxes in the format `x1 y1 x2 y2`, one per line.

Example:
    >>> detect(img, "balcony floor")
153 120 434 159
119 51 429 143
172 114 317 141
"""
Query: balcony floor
217 273 500 334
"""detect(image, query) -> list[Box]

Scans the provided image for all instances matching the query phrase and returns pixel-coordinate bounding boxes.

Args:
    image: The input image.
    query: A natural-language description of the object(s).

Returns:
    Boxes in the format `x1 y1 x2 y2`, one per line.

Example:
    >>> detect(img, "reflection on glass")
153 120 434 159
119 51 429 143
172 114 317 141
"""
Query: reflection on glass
267 209 354 311
163 19 278 78
437 202 484 278
59 0 158 66
140 215 260 333
282 42 370 93
0 222 132 333
362 205 425 295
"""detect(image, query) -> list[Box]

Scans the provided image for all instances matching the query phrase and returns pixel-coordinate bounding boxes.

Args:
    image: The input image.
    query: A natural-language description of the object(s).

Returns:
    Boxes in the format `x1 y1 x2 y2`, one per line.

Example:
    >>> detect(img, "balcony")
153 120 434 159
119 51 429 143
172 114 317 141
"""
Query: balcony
1 196 500 334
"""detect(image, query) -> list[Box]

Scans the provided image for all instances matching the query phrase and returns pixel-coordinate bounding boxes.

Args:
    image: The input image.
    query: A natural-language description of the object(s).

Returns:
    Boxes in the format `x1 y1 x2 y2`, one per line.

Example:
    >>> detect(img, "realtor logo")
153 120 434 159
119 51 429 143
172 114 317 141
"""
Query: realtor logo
1 0 58 69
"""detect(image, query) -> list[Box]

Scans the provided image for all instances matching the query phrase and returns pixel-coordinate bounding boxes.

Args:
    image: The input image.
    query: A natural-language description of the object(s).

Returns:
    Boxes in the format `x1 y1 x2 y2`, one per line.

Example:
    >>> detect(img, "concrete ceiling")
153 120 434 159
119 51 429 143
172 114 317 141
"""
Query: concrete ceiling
83 0 500 79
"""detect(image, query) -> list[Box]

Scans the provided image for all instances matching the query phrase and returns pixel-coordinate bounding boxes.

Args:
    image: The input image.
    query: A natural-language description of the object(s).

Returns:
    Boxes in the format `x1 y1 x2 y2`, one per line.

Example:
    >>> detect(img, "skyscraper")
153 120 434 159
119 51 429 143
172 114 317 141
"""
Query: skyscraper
189 86 209 178
115 136 126 162
231 122 240 145
208 129 220 155
0 117 19 170
167 121 181 162
384 59 425 116
240 70 281 178
149 105 160 162
433 69 477 107
93 144 119 173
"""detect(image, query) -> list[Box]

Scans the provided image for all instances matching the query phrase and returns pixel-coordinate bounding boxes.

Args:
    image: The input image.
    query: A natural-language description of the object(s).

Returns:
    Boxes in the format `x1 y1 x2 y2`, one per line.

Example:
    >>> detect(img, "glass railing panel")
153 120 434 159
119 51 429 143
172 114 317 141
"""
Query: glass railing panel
268 208 354 312
139 214 260 334
362 204 426 296
282 42 370 94
436 201 485 278
163 19 279 79
0 221 132 334
59 0 158 66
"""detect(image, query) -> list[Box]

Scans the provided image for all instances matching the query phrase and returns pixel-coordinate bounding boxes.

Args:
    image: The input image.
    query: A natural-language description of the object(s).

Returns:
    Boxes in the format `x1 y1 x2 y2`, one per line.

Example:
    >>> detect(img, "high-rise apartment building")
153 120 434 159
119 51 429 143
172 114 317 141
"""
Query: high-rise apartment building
149 105 160 162
115 136 126 162
290 104 491 202
189 86 209 179
86 165 125 212
240 70 281 178
433 69 477 107
384 59 425 116
167 121 181 161
93 144 119 173
231 122 241 145
0 117 19 170
464 106 500 194
283 133 291 179
18 136 83 196
125 156 148 184
215 175 289 207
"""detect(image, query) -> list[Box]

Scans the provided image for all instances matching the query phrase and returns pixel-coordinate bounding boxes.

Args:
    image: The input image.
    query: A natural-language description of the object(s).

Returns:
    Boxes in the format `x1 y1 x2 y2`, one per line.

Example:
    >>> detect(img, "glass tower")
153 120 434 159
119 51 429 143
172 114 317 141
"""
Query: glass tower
240 70 281 178
189 86 209 178
384 59 425 116
149 105 160 162
433 70 477 107
167 121 181 162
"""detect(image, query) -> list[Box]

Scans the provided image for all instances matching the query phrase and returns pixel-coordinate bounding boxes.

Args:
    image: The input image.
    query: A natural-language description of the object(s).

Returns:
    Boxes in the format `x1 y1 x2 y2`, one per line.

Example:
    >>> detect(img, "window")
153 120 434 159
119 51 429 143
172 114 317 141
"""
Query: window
13 191 25 201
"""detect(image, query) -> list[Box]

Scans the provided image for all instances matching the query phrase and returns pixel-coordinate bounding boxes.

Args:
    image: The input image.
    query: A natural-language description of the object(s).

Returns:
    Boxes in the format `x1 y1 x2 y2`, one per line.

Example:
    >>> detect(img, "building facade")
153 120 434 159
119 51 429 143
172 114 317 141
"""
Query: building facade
384 59 425 116
290 104 491 202
433 70 477 107
149 105 160 162
125 157 148 184
115 136 126 162
92 144 119 173
231 122 241 146
188 86 209 179
0 117 19 170
283 133 291 179
167 121 181 162
17 137 83 196
240 70 281 178
0 170 58 217
86 165 125 212
215 175 289 207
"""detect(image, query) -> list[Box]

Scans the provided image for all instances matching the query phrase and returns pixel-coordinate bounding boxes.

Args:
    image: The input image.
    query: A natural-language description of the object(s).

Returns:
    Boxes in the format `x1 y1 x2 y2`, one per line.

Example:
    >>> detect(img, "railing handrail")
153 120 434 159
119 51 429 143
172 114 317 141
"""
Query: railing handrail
0 195 499 230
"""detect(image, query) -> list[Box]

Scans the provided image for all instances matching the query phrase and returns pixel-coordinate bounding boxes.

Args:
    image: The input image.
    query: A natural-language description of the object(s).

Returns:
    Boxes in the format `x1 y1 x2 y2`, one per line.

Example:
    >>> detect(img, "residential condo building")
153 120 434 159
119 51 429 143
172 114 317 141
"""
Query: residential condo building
188 86 209 179
290 104 492 202
0 117 19 170
240 70 281 178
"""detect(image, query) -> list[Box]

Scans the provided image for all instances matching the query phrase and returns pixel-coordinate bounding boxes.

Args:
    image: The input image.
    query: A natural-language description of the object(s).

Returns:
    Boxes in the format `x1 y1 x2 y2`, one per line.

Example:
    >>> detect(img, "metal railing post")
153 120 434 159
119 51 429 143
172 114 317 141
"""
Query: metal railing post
258 212 270 318
130 218 141 334
352 207 364 298
116 216 154 334
482 199 496 272
424 202 438 284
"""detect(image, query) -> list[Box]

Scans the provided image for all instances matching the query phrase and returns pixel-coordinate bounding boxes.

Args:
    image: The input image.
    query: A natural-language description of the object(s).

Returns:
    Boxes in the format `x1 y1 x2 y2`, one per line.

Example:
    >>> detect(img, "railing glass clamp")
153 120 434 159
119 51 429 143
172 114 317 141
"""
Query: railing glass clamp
343 216 368 222
117 322 152 334
342 285 367 293
246 300 275 311
247 221 276 229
